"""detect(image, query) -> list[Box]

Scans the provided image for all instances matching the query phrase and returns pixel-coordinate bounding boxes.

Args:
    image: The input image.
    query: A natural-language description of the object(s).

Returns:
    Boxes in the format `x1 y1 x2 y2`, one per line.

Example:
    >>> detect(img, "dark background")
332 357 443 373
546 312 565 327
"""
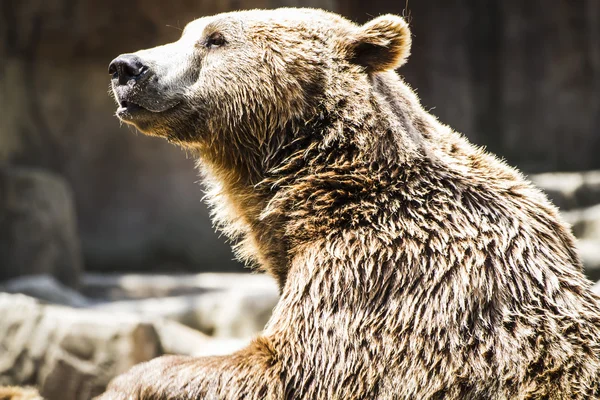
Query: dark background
1 0 599 274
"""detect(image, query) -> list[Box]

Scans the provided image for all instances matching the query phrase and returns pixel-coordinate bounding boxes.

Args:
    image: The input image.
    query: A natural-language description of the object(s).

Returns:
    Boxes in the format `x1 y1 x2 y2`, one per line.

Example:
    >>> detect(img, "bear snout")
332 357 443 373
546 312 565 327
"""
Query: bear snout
109 53 181 118
108 53 149 85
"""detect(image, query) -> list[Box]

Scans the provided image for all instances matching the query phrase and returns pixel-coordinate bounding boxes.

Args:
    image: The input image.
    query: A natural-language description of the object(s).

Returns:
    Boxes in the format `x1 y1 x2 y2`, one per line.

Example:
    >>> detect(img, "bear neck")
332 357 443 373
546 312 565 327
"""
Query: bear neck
197 71 434 288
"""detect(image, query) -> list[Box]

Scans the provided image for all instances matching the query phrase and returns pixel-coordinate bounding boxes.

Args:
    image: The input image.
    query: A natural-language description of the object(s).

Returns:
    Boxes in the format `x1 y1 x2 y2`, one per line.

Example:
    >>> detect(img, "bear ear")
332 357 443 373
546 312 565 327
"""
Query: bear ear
344 15 412 72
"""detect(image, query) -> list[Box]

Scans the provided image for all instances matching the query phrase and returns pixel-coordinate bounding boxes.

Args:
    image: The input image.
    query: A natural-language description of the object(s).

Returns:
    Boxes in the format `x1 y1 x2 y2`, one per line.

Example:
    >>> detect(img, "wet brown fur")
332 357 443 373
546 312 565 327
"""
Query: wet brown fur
101 8 600 399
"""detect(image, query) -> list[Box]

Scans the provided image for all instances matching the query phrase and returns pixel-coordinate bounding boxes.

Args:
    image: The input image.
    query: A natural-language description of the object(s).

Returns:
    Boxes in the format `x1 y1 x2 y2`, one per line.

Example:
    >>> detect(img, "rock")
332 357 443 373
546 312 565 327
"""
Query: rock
89 273 280 338
192 338 250 357
153 319 248 357
1 275 90 307
560 204 600 279
527 172 600 278
0 292 251 400
562 204 600 241
0 167 82 288
577 239 600 280
207 289 279 338
591 280 600 296
0 293 160 400
530 171 600 211
82 272 278 300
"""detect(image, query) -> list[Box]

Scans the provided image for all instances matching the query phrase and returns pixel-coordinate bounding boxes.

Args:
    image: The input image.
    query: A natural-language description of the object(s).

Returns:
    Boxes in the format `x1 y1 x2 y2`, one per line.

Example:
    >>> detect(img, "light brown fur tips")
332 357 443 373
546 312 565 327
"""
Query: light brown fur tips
0 387 43 400
102 8 600 399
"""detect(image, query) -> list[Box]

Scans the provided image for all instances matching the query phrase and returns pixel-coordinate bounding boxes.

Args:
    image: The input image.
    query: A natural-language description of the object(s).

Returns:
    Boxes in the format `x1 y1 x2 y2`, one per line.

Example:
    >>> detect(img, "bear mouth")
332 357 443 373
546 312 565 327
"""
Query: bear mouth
116 100 151 120
118 100 145 113
113 87 181 122
116 98 180 121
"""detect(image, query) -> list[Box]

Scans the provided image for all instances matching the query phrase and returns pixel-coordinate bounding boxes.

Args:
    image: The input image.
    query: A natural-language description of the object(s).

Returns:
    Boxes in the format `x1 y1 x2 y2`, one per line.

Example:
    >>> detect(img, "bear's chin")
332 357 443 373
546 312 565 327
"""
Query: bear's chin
121 117 200 148
116 105 178 138
117 113 165 138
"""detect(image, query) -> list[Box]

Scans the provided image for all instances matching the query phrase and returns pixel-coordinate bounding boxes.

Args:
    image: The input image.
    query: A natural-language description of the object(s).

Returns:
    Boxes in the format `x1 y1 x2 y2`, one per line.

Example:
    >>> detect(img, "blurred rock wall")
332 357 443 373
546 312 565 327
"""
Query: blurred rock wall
0 0 277 273
1 0 599 273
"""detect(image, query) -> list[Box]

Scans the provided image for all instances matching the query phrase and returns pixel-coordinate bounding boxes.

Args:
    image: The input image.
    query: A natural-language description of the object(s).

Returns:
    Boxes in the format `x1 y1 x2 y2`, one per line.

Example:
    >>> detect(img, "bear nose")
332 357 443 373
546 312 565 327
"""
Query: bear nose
108 54 148 84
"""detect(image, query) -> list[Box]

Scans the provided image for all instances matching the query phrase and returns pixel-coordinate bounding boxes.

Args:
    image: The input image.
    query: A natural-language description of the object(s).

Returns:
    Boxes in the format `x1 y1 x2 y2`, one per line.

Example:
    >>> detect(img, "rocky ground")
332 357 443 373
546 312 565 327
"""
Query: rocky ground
530 170 600 278
0 273 278 400
0 170 599 400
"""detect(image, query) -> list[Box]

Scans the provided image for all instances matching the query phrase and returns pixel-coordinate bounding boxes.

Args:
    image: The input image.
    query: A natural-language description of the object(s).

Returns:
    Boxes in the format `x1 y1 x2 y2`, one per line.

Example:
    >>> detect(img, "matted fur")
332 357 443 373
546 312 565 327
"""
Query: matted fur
102 8 600 399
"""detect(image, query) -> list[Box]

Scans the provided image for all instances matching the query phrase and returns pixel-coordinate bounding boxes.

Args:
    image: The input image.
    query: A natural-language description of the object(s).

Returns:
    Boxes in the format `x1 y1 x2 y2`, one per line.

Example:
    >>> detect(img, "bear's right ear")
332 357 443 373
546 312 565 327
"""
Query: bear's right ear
343 15 412 73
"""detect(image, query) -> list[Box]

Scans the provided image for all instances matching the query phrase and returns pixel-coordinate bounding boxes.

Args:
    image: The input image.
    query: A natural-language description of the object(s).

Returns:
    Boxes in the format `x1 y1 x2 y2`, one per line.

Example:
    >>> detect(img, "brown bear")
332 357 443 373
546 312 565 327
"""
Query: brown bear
100 8 600 400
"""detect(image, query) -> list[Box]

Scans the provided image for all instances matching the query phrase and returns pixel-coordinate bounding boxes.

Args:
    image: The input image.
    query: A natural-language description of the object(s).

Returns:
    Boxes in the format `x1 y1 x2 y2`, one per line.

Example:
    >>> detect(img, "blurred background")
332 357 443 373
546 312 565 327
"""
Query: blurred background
0 1 599 399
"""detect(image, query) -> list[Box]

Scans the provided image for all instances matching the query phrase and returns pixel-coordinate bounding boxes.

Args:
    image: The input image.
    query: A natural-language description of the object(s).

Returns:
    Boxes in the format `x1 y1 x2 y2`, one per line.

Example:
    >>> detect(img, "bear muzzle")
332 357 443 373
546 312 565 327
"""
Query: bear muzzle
109 53 181 119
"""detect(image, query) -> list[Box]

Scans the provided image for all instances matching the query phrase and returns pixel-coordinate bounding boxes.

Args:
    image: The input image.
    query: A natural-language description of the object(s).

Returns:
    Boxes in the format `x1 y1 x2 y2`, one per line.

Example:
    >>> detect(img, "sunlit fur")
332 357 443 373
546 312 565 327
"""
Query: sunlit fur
101 8 600 400
0 387 42 400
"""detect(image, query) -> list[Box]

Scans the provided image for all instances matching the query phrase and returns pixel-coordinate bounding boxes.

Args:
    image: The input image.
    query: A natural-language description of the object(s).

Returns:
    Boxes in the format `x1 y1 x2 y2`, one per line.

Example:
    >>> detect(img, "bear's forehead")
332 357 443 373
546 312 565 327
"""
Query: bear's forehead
181 8 356 38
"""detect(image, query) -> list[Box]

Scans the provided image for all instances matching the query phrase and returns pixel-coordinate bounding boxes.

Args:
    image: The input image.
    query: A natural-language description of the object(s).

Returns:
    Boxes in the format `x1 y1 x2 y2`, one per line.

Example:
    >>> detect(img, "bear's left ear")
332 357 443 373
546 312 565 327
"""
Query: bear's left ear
343 15 411 72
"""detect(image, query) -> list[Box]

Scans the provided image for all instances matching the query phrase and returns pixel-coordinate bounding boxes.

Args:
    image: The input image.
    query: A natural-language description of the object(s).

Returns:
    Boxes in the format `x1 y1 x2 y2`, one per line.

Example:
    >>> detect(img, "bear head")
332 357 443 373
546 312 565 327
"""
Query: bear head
109 9 413 183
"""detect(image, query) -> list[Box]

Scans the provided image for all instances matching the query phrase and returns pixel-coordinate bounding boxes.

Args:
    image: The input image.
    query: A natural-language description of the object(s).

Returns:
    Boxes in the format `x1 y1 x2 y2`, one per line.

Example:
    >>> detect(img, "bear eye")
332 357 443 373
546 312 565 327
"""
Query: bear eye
206 32 226 49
